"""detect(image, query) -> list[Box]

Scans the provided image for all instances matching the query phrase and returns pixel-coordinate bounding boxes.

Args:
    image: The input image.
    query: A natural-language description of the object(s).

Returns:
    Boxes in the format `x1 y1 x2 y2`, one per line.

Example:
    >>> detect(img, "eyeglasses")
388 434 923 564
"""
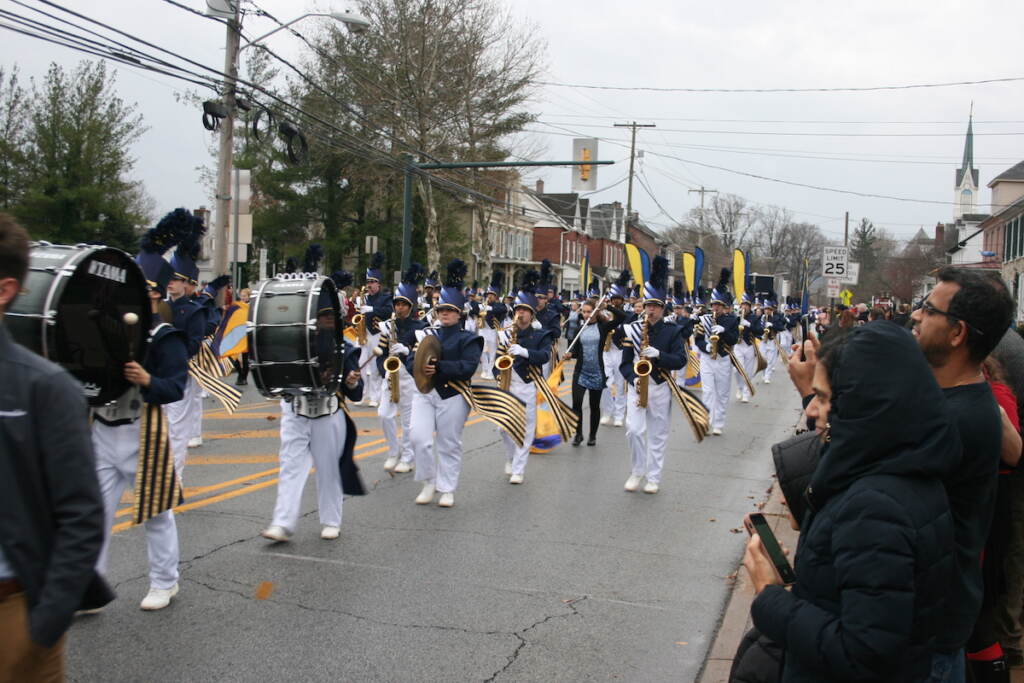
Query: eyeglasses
918 300 984 336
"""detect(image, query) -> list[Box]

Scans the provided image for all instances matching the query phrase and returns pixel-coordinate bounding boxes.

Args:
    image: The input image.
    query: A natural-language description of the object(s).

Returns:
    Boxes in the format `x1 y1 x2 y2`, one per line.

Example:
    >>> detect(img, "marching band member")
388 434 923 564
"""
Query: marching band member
420 270 438 316
407 259 483 508
91 220 189 610
535 259 561 375
733 294 763 403
671 282 695 389
777 297 797 352
694 270 740 435
463 283 480 334
186 273 229 449
162 210 206 476
619 256 687 494
380 264 428 474
600 270 633 428
356 252 393 408
760 292 786 384
478 271 507 379
493 271 554 483
565 288 625 447
262 286 364 542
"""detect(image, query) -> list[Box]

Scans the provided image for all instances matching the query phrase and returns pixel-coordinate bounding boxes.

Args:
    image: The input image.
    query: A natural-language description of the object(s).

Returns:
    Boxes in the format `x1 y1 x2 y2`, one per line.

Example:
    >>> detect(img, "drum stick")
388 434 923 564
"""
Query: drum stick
123 312 139 361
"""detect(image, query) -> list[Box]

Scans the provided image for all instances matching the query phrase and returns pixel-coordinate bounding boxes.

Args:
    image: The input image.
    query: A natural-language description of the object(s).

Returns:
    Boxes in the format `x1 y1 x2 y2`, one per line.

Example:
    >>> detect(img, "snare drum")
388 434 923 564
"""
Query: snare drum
248 274 342 397
7 243 151 405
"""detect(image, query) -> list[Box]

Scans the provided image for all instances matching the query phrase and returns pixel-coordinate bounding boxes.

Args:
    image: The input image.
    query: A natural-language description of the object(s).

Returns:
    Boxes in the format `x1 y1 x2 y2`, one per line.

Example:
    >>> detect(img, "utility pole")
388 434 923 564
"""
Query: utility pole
212 3 242 279
613 122 656 222
844 211 849 246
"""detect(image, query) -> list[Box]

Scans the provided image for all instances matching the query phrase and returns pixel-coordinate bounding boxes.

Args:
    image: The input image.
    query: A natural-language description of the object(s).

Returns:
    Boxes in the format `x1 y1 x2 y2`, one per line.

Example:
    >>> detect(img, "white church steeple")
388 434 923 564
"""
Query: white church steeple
954 106 978 220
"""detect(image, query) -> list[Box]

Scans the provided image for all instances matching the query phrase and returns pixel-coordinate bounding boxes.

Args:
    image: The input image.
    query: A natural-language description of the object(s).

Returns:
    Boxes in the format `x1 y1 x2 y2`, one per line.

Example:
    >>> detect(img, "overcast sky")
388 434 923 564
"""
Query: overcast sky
4 0 1023 242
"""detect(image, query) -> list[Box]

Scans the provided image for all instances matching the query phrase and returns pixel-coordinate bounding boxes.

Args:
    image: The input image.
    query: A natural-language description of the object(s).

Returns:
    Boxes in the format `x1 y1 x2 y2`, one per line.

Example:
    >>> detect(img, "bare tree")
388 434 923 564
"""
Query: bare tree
707 194 755 254
752 205 792 273
782 222 826 295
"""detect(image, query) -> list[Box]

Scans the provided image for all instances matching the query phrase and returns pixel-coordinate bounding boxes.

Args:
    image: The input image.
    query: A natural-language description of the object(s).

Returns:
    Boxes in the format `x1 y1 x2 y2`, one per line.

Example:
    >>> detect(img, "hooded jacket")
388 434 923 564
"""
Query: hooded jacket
752 322 960 682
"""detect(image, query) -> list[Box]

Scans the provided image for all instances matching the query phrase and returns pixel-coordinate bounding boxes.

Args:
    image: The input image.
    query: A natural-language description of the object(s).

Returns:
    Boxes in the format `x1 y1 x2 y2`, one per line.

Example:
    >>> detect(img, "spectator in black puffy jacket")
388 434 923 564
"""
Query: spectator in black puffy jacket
744 322 961 682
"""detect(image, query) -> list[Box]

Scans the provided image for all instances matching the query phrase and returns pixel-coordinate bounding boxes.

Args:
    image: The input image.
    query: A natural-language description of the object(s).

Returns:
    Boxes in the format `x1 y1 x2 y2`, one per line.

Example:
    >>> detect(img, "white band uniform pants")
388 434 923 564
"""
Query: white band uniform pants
762 337 778 382
502 374 537 476
778 330 793 355
625 379 672 485
734 341 757 401
360 332 383 402
480 327 497 374
411 389 471 493
601 347 626 421
700 352 733 431
270 401 347 532
189 373 203 441
164 374 199 476
378 364 416 465
92 420 180 590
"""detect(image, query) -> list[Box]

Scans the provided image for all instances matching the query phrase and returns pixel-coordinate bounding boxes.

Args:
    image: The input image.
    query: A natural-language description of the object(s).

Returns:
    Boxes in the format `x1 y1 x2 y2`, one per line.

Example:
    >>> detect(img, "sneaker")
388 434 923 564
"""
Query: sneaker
383 456 398 472
367 400 379 408
261 525 291 542
735 391 743 400
321 525 340 540
504 461 513 476
187 436 203 448
740 396 749 403
763 378 771 385
394 461 413 474
140 584 179 611
613 419 624 428
624 475 642 492
712 428 723 436
437 492 455 507
509 474 524 485
600 415 611 425
643 481 659 494
415 483 436 505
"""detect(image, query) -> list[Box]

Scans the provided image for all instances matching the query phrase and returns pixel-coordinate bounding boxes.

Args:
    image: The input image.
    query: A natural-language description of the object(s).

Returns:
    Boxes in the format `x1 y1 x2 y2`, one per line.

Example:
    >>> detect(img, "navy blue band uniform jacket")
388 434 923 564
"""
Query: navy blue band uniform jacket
764 312 787 337
491 325 554 383
536 306 561 339
405 324 483 400
142 324 189 406
694 313 740 355
376 315 427 376
619 318 687 386
738 312 764 345
169 296 205 358
611 309 638 350
675 315 695 342
193 290 221 337
484 302 507 330
364 290 394 335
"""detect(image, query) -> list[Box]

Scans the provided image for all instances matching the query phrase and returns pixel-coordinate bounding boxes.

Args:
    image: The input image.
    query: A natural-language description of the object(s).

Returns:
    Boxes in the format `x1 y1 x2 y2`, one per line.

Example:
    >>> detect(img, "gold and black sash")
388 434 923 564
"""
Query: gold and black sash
526 366 579 441
658 369 711 443
724 345 757 397
687 348 701 377
133 403 184 524
189 340 242 413
753 339 767 374
449 380 527 447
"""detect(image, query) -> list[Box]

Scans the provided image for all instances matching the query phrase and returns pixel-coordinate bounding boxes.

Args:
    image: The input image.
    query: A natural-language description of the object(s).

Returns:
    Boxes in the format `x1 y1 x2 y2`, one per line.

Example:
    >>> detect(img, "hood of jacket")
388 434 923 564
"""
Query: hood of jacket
809 321 960 507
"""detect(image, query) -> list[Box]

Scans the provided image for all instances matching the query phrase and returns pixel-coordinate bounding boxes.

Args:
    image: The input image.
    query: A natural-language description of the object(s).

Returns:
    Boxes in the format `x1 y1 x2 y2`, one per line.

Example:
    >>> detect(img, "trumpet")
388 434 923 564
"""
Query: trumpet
382 314 402 403
634 318 652 408
495 327 517 391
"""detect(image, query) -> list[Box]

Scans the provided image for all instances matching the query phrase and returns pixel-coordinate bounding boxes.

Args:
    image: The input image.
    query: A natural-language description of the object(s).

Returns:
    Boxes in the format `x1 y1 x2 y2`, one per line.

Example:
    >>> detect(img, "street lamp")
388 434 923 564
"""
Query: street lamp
210 7 370 281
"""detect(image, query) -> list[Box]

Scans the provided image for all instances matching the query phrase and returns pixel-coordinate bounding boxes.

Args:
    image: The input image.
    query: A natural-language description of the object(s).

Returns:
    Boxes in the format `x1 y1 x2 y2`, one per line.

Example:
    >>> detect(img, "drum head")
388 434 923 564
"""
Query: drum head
11 245 151 405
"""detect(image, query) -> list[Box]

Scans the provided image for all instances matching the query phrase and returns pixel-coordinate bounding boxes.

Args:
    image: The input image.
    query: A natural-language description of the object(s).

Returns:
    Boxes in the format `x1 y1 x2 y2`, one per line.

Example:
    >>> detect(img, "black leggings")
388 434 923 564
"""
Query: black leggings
571 382 603 439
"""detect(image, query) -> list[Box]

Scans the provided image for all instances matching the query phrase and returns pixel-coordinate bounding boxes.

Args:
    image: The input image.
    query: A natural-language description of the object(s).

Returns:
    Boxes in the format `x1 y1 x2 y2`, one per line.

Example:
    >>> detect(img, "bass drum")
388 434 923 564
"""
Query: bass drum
7 242 151 406
248 274 342 397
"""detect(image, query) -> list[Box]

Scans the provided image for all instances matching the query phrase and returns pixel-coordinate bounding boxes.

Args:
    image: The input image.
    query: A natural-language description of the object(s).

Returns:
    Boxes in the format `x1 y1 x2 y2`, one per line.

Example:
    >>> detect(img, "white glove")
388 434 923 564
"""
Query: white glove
389 343 409 356
508 343 528 358
765 321 773 329
704 343 713 354
480 304 491 312
739 318 750 328
641 346 660 359
711 324 725 334
531 320 542 330
360 305 374 313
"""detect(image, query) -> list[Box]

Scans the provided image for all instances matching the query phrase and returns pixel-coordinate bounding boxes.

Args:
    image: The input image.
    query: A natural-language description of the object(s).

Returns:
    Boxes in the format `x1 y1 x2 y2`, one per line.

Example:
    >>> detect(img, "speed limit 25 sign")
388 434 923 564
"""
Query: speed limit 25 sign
822 246 849 278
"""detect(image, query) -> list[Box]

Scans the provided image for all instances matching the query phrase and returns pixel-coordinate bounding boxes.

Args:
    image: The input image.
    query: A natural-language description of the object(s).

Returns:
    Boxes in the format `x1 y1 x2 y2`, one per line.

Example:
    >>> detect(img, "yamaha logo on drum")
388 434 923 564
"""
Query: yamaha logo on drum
87 259 127 283
81 382 101 398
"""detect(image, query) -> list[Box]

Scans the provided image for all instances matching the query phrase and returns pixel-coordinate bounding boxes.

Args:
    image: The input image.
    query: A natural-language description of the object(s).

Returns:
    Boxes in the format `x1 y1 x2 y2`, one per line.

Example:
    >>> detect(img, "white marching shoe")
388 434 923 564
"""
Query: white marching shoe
741 396 750 404
415 484 436 505
393 461 413 474
613 419 624 428
624 475 643 492
763 378 771 384
735 391 743 401
437 492 455 508
261 525 291 542
321 526 340 540
367 400 379 408
712 428 723 436
140 584 178 611
504 461 513 476
643 481 659 494
187 436 202 448
600 415 611 425
383 456 398 472
509 473 524 485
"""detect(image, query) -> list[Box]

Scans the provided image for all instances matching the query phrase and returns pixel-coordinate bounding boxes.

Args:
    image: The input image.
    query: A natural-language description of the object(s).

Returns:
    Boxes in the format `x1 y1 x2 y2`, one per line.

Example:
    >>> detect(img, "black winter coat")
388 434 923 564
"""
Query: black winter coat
567 307 625 386
751 322 960 682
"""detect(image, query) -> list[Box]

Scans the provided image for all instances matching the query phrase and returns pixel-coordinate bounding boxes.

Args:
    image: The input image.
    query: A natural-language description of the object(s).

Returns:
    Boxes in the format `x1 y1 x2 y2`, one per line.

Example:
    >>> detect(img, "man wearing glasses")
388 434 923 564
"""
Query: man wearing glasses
912 266 1014 683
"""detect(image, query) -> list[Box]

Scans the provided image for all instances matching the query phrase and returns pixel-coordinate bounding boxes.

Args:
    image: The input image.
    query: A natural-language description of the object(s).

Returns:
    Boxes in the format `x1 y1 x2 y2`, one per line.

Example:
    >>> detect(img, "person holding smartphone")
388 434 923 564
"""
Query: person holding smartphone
744 322 960 682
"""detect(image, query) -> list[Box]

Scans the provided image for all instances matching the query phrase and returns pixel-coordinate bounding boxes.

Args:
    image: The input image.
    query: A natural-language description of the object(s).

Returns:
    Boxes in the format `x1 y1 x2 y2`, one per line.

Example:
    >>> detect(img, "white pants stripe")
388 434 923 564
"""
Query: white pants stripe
602 347 626 421
360 332 383 403
502 375 537 476
189 374 203 441
734 341 757 401
700 353 732 431
92 420 180 590
625 380 672 484
411 389 471 493
763 338 778 382
270 401 347 532
378 365 415 464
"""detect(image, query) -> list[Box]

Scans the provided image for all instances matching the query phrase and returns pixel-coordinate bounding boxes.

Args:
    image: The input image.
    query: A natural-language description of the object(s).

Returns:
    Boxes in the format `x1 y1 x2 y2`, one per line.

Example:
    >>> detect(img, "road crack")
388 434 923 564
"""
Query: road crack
484 596 587 683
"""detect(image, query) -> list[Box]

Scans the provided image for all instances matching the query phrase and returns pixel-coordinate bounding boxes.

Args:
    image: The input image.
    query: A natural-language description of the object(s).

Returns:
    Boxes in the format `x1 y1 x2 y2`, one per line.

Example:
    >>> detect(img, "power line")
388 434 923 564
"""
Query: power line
536 75 1024 94
538 113 1024 125
537 120 1024 138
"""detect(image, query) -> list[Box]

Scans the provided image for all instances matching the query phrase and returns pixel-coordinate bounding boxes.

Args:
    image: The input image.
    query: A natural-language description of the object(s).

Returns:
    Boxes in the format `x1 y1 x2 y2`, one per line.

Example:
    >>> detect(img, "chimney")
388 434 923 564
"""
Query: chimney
535 179 545 194
935 222 945 247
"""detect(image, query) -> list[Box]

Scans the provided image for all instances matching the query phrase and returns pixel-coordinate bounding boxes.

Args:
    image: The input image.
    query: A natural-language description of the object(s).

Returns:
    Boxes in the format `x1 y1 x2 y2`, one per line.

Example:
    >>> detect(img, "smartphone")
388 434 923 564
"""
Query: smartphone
799 319 809 361
747 513 797 585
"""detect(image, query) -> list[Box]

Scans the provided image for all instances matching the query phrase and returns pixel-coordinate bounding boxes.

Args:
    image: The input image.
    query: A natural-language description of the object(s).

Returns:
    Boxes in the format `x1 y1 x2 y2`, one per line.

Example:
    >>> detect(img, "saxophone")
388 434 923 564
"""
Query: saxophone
352 285 368 345
382 314 402 403
633 319 652 408
709 313 720 359
495 327 517 391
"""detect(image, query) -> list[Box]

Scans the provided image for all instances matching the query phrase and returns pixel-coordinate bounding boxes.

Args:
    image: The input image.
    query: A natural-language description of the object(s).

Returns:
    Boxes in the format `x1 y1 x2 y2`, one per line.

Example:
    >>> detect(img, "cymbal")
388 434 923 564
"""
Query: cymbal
413 334 441 394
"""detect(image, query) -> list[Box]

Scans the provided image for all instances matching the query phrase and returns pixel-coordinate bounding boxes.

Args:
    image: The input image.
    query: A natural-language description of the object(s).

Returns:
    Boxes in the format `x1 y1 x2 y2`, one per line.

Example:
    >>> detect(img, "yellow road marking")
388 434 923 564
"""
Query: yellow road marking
187 455 279 465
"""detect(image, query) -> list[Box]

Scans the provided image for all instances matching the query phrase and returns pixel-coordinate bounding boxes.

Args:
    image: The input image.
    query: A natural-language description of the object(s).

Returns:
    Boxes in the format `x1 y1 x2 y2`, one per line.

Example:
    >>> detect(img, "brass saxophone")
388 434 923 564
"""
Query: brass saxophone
352 285 368 345
495 327 517 391
709 313 720 359
633 319 652 408
382 314 402 403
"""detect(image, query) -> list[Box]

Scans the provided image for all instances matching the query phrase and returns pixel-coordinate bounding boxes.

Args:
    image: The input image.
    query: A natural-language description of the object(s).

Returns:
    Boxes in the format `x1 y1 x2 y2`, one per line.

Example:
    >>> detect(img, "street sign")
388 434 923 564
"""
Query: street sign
841 261 860 286
840 288 854 306
827 278 841 298
822 246 849 279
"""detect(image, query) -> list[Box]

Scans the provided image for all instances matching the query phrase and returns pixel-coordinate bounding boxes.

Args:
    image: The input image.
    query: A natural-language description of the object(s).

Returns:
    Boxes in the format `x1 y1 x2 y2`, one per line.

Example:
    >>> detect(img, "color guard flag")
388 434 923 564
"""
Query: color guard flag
212 301 249 359
624 244 644 291
683 252 696 294
693 247 705 296
733 249 747 304
580 251 591 297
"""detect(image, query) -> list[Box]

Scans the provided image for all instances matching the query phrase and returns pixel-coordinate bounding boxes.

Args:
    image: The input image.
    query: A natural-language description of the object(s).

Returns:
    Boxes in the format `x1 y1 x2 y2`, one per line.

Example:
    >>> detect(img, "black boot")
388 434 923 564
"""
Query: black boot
572 433 583 447
968 657 1009 683
587 435 597 446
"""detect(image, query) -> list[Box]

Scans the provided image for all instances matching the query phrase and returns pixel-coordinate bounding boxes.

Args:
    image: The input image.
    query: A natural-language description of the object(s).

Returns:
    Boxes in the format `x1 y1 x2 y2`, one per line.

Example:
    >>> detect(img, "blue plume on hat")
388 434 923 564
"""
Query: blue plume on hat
487 270 504 295
136 215 183 297
610 268 631 299
303 244 324 273
395 262 422 304
284 256 299 274
515 269 540 311
642 255 669 305
539 258 554 293
711 268 733 306
331 270 352 290
438 259 468 310
168 209 206 283
424 270 439 288
366 251 385 282
672 279 686 307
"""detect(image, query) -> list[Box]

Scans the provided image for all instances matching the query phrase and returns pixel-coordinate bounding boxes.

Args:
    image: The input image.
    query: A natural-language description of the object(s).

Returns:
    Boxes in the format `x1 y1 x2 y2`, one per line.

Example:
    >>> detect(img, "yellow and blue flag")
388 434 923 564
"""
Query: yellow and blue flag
212 301 249 359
